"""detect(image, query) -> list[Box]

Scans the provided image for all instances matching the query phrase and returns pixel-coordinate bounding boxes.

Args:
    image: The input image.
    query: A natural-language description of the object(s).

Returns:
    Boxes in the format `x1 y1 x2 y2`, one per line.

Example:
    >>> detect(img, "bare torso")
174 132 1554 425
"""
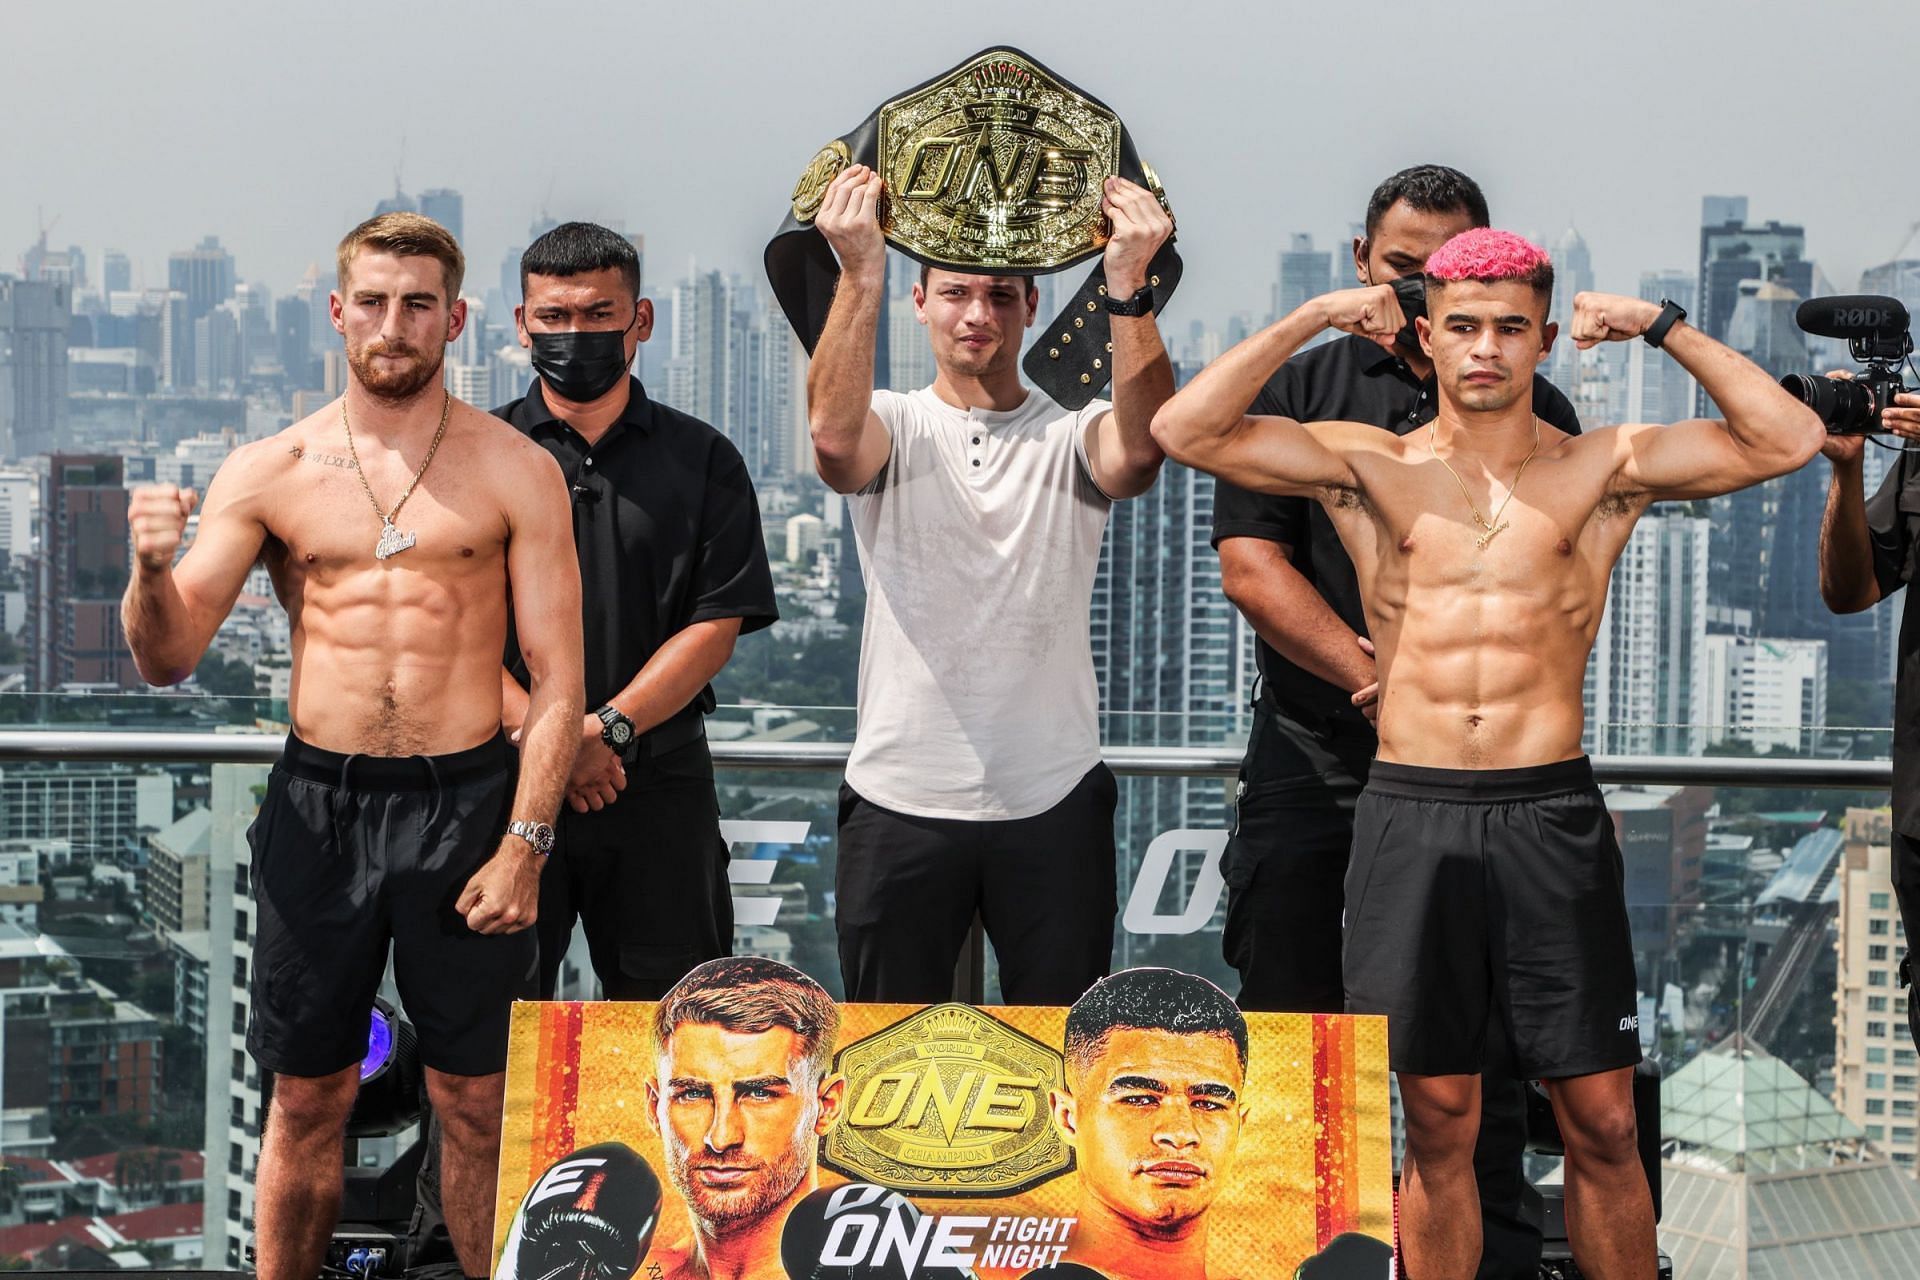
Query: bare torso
239 402 537 755
1321 421 1647 768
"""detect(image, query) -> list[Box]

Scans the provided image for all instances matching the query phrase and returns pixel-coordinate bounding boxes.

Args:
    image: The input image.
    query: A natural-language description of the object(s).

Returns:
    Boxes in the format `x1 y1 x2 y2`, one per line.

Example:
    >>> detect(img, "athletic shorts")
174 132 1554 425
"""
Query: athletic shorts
246 732 539 1078
1342 757 1642 1080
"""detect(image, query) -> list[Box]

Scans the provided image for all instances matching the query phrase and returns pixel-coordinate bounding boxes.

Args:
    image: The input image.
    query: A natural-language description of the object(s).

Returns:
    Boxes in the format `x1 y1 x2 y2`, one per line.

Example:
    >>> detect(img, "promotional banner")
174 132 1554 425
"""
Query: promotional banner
493 961 1393 1280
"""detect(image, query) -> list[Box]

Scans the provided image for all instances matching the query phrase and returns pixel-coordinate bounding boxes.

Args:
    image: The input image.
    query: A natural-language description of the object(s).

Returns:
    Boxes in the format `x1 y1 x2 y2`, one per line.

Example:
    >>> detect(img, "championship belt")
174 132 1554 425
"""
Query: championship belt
764 46 1181 409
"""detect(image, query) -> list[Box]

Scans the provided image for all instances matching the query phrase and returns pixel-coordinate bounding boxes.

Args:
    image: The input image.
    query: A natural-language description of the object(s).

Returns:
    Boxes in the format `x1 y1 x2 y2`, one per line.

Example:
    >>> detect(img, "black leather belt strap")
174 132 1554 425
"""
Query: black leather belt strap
763 46 1181 410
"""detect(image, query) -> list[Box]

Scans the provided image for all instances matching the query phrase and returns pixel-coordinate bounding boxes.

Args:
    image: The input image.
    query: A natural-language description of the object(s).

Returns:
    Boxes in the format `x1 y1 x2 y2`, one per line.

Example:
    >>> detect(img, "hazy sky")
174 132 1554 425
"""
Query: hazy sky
5 0 1916 328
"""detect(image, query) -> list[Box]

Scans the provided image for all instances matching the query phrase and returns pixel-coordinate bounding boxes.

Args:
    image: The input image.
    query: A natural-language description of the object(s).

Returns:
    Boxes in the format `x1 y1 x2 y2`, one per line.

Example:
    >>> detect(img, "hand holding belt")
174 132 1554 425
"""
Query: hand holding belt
763 46 1181 410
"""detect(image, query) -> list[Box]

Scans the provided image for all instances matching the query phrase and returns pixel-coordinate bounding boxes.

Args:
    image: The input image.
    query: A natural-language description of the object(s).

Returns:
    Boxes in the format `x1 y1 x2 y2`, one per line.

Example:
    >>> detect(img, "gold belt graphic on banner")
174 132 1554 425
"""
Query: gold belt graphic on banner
870 51 1120 271
823 1003 1073 1195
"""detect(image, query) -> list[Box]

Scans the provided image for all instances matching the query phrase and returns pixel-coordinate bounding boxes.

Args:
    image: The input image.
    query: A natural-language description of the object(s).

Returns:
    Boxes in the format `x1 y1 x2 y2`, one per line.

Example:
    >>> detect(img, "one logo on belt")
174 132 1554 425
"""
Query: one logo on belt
822 1003 1073 1196
876 51 1120 271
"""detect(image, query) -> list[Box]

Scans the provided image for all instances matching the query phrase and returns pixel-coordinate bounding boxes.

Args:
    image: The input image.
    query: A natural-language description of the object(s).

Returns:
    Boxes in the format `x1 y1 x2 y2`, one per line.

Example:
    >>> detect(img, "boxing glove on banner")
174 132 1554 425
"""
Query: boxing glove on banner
497 1142 663 1280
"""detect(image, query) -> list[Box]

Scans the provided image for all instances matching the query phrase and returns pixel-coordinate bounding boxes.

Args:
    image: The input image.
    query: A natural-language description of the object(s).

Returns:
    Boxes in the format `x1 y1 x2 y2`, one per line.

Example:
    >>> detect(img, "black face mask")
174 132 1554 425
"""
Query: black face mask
530 324 633 404
1389 275 1428 355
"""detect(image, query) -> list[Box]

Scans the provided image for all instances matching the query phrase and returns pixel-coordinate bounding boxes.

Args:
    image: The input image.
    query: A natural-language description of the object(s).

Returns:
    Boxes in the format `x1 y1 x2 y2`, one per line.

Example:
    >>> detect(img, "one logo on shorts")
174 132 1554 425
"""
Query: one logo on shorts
1618 1015 1639 1032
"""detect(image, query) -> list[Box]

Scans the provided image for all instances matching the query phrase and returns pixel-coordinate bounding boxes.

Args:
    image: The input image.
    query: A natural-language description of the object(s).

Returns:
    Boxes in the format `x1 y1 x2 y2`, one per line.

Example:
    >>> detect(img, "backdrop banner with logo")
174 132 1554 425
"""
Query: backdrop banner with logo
491 962 1392 1279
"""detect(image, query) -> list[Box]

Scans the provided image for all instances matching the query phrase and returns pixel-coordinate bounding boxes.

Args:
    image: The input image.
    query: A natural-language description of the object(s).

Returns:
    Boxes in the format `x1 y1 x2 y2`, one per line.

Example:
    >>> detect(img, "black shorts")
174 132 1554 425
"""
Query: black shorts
247 732 538 1078
1342 757 1642 1080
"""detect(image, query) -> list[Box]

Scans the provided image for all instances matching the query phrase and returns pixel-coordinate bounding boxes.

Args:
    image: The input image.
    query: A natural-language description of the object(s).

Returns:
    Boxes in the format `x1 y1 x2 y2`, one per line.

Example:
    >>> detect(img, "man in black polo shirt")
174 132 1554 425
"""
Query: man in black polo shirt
496 221 778 1000
1210 166 1579 1280
1816 402 1920 1049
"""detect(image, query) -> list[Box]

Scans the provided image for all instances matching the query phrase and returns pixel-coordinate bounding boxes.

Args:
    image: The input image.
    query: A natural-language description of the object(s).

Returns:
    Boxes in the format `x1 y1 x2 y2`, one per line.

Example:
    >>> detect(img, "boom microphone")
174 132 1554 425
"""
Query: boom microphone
1794 295 1911 341
496 1142 663 1280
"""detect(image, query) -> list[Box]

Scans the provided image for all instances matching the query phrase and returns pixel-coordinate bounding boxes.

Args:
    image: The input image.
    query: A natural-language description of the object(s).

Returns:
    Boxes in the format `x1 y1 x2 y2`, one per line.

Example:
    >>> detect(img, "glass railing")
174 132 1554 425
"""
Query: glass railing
0 698 1905 1275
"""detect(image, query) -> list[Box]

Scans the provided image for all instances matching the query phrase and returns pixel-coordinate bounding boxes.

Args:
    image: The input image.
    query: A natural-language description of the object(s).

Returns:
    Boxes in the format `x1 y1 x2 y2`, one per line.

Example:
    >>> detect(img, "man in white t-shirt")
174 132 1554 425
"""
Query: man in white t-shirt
807 162 1175 1004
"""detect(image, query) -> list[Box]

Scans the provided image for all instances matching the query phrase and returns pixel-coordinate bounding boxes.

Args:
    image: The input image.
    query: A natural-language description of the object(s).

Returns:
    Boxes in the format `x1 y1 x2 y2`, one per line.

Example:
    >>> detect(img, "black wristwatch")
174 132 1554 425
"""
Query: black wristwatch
596 704 636 752
1104 283 1156 317
1644 299 1686 349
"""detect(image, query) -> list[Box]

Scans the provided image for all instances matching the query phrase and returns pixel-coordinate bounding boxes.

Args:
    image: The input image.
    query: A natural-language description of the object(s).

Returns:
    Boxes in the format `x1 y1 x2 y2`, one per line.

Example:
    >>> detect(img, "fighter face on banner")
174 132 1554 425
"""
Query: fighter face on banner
643 957 846 1280
1049 970 1250 1280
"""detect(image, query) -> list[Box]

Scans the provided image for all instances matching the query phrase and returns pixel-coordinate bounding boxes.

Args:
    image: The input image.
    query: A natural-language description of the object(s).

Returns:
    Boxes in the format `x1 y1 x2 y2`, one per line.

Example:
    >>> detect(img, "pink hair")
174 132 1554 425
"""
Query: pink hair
1424 229 1552 282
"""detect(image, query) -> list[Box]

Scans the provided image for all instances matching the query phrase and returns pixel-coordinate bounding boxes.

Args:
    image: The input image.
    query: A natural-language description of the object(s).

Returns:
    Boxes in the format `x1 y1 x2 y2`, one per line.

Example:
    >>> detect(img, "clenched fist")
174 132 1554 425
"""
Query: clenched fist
1570 292 1662 349
815 163 888 286
1101 176 1173 298
1317 284 1405 350
129 484 197 573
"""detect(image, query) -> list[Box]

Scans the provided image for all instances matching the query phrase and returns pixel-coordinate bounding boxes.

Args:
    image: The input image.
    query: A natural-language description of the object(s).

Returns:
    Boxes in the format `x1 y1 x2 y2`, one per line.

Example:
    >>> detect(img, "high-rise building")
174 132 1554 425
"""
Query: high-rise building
0 274 71 459
101 251 131 296
166 237 235 325
27 455 139 690
887 292 933 392
1091 461 1252 966
274 295 312 389
194 307 240 392
371 183 416 218
293 265 334 362
167 238 235 391
1584 512 1711 757
1547 226 1595 391
201 761 268 1266
1832 807 1917 1173
0 469 34 561
1273 234 1332 328
0 764 173 858
418 188 463 243
145 808 211 940
1696 199 1810 412
1702 635 1828 754
668 268 731 427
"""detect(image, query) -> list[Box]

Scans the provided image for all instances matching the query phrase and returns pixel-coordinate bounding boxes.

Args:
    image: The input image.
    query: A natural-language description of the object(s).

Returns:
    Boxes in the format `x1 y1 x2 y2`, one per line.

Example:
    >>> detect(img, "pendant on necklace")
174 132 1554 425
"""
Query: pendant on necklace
374 520 417 561
1475 521 1510 550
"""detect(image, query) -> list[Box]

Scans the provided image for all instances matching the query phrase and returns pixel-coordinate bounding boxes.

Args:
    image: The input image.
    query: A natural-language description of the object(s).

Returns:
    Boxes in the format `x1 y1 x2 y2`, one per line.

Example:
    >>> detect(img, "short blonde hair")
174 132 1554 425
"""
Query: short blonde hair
336 212 465 301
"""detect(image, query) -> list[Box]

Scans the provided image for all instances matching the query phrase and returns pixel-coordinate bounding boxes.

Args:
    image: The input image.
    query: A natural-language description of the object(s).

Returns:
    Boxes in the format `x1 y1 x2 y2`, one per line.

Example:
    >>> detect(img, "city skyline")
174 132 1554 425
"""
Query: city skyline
3 1 1915 329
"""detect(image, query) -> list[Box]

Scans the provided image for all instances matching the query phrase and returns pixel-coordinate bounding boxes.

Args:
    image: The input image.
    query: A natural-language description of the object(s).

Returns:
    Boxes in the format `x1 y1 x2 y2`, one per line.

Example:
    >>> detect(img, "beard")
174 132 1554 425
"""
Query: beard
346 337 444 403
667 1132 811 1233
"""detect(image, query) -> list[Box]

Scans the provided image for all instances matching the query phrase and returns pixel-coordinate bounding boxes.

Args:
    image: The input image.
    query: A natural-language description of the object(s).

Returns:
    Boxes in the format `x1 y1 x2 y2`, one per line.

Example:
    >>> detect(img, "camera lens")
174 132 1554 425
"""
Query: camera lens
1780 373 1875 433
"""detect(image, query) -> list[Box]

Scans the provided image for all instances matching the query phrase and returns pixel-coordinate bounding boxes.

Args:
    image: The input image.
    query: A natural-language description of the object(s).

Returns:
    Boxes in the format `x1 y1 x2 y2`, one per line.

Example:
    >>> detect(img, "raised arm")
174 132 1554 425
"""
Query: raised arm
122 444 274 686
806 164 893 494
1571 292 1824 499
457 446 583 935
1082 177 1174 499
1152 287 1405 495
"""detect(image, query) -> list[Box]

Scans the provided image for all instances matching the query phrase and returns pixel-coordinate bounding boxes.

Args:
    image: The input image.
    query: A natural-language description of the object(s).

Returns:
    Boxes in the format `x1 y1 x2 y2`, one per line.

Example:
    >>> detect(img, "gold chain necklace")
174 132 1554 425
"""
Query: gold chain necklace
1428 418 1541 550
341 391 451 561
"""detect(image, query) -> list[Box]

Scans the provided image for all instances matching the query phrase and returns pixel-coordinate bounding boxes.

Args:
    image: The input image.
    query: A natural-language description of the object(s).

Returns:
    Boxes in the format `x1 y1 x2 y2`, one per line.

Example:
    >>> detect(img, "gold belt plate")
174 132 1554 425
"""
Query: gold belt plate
822 1003 1074 1195
876 50 1121 272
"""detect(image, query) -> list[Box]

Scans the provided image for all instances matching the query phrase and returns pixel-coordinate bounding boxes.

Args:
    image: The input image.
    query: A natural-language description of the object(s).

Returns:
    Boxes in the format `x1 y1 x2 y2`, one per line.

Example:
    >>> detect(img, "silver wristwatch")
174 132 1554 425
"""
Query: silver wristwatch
505 819 557 856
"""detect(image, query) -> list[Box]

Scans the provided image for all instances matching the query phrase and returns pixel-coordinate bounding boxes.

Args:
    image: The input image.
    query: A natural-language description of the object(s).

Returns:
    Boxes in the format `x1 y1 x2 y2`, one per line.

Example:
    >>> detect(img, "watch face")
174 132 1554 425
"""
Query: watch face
607 721 634 746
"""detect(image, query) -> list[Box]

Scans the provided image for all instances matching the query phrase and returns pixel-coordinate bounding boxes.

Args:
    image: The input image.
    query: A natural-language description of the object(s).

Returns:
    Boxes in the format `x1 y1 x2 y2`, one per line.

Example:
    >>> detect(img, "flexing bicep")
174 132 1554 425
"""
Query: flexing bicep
1612 419 1775 500
506 453 584 691
1200 414 1363 498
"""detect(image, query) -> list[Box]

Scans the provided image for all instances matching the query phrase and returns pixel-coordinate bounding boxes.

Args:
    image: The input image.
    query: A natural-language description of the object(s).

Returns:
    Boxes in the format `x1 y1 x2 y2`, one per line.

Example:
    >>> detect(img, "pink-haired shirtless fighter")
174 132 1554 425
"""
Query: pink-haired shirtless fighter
1152 228 1823 1280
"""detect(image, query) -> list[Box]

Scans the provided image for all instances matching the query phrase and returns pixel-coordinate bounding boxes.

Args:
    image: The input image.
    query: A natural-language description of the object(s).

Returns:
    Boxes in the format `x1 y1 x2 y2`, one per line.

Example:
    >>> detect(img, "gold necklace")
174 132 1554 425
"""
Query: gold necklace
1428 418 1541 550
341 391 451 561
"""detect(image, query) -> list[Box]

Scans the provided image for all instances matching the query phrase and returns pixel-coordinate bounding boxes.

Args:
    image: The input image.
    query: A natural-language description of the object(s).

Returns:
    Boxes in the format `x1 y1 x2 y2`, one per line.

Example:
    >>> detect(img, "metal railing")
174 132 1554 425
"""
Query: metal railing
0 728 1893 788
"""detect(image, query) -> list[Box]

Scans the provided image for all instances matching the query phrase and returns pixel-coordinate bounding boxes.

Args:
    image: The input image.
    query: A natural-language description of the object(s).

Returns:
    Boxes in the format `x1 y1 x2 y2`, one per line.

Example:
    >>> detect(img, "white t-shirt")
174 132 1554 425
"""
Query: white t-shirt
844 385 1114 820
